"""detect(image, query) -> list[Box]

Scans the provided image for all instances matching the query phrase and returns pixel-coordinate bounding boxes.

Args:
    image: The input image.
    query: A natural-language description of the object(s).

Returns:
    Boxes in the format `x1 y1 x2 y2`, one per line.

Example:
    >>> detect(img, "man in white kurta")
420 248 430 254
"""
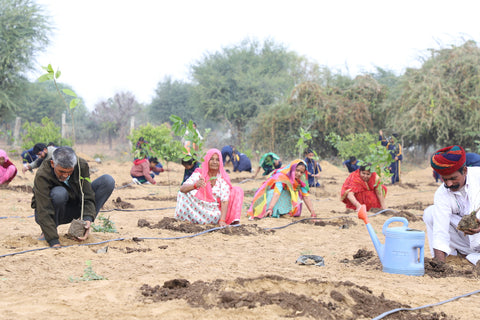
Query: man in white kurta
424 145 480 265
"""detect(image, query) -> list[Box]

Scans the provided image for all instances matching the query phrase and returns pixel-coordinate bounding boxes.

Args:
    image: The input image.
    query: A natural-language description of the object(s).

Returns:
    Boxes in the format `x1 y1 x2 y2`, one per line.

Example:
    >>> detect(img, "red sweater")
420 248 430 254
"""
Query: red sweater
130 159 156 184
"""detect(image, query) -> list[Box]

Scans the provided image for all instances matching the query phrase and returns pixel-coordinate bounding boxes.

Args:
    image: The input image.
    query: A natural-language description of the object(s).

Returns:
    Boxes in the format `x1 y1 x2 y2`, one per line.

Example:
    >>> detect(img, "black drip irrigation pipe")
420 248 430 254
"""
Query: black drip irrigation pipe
0 215 35 220
100 207 177 213
0 238 127 258
371 289 480 320
0 224 249 258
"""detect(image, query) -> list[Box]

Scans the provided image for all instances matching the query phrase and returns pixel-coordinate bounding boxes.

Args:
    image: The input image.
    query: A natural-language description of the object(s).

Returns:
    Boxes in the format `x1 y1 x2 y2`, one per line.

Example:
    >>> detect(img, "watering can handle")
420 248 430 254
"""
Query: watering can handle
416 246 425 265
382 217 409 234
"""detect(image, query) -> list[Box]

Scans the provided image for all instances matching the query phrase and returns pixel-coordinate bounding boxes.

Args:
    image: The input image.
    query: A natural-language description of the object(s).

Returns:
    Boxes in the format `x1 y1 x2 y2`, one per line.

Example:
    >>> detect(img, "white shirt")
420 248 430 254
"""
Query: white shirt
432 167 480 253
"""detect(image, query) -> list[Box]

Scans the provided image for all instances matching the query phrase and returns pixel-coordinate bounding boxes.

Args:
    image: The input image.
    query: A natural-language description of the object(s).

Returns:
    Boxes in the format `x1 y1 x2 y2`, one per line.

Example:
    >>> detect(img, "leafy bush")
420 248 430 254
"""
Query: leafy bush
128 123 184 163
20 117 71 149
328 132 392 184
326 132 377 161
359 141 393 185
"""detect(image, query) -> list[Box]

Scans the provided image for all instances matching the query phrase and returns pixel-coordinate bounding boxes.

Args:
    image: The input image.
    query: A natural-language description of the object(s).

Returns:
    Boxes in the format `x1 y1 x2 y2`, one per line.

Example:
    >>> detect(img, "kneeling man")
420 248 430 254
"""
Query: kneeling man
424 145 480 264
33 147 115 247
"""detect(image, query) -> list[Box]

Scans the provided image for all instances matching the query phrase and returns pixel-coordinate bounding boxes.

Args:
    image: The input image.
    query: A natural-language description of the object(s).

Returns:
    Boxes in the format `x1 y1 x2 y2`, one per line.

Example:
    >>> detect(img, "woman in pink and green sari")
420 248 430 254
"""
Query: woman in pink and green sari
247 159 316 219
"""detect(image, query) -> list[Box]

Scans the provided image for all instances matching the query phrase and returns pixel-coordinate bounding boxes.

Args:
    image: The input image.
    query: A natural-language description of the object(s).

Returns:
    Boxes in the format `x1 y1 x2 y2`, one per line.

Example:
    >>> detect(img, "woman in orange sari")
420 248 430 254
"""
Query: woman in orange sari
340 165 387 211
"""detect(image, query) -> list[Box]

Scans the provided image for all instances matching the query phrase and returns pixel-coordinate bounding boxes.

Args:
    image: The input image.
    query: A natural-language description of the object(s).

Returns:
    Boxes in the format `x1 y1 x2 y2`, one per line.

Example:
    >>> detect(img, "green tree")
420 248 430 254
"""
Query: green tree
128 123 184 193
128 123 184 162
21 116 71 149
383 40 480 150
252 72 386 158
191 38 298 145
15 81 77 124
148 76 197 124
0 0 51 120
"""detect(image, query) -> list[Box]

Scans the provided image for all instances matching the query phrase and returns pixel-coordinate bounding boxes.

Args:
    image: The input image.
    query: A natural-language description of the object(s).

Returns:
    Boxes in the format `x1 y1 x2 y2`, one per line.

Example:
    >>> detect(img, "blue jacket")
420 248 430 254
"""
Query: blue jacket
233 152 252 172
343 159 359 173
466 153 480 167
305 157 322 186
21 148 37 164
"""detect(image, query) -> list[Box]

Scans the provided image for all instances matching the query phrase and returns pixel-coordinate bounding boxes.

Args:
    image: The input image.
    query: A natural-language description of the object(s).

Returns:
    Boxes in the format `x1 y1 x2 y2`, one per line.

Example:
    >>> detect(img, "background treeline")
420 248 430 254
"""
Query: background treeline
2 0 480 163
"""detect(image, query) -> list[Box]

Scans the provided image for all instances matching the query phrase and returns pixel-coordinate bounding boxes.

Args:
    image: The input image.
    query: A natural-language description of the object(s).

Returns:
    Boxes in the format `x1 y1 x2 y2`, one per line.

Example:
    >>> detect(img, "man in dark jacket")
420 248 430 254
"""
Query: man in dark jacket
232 151 252 173
32 147 115 247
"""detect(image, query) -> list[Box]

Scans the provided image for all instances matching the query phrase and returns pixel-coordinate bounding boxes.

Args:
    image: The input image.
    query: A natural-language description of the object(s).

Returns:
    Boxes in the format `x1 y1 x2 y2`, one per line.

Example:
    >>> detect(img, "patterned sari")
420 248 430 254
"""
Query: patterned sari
175 149 244 225
247 159 309 219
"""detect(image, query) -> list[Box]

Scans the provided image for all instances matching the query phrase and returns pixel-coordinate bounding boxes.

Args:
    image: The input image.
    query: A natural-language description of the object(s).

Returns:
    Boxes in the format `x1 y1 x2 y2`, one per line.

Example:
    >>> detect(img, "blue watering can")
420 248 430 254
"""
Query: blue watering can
358 205 425 276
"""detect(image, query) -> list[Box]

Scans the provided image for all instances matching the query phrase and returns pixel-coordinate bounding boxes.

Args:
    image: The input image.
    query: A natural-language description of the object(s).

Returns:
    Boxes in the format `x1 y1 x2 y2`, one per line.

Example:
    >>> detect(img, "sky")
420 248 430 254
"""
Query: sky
32 0 480 110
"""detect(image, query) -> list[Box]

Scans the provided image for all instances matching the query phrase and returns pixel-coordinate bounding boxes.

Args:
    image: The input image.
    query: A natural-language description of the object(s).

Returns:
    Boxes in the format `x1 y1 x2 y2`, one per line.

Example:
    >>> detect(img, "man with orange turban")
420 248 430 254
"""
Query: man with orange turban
423 145 480 265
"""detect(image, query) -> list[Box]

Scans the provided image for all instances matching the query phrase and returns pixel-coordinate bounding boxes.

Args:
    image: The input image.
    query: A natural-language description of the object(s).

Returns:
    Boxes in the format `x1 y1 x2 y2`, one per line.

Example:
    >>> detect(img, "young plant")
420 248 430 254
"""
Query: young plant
296 127 312 158
37 65 87 234
170 115 210 164
38 64 80 145
326 132 377 161
358 141 393 188
69 260 107 282
91 214 117 233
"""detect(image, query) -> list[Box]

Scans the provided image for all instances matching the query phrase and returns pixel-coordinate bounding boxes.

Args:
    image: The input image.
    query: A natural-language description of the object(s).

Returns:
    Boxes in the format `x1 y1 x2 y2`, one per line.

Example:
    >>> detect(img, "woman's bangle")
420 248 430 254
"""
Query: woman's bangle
219 219 225 222
193 183 197 189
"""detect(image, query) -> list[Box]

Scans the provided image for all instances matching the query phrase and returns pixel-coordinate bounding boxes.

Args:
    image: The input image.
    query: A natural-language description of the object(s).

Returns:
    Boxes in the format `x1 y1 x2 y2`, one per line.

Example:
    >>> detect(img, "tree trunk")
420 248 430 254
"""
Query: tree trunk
108 131 113 150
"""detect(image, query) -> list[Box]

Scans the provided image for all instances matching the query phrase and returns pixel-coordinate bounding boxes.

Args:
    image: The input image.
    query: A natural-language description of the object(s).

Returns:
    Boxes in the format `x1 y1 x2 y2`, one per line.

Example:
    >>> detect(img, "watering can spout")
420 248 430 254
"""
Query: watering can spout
357 205 384 263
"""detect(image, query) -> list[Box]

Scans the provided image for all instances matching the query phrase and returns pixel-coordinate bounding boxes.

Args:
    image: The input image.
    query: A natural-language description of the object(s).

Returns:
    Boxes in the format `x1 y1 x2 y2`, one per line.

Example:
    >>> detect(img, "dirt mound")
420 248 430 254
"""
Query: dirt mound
137 217 275 236
112 197 134 209
392 201 429 211
319 160 347 177
140 275 456 319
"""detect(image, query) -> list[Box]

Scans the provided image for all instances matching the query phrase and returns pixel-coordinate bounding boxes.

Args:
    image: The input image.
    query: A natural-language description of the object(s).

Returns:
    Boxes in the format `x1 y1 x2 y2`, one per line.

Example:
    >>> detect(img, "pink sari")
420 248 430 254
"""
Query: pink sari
0 149 17 185
194 149 244 224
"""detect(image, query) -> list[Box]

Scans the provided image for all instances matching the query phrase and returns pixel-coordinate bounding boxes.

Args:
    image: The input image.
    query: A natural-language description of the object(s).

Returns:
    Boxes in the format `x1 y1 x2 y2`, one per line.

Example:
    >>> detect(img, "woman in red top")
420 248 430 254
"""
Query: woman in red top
130 156 164 185
340 164 387 211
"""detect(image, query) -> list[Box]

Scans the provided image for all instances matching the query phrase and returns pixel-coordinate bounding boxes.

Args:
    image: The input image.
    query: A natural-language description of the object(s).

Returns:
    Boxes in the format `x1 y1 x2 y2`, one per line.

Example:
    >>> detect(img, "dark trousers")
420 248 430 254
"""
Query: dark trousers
39 174 115 226
390 161 400 184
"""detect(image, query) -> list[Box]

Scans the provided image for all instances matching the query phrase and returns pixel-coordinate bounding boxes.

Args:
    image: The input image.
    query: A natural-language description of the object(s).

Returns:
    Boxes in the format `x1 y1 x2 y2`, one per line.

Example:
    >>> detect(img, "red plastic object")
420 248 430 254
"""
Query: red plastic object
357 204 368 224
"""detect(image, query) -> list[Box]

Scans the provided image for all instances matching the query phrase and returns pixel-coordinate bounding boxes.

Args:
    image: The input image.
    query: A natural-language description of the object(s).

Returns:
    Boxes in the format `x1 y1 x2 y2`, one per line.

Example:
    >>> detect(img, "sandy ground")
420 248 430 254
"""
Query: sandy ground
1 143 480 319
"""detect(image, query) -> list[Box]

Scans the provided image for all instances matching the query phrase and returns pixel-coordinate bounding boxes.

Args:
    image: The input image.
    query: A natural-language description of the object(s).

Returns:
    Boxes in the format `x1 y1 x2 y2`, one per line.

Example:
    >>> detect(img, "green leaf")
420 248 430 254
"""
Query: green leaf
169 114 182 122
37 73 53 82
69 98 80 109
55 70 61 79
63 88 77 97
